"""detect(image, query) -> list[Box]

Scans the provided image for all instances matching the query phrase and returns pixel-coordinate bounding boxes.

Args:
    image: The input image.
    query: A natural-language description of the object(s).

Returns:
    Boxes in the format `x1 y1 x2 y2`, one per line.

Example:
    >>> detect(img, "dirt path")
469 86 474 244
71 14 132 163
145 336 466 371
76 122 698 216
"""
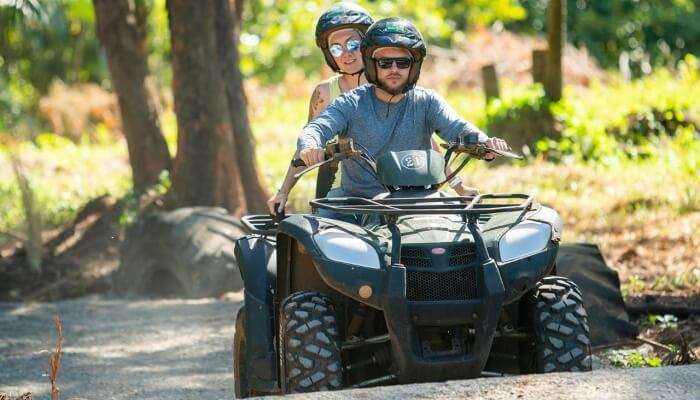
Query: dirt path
1 297 698 400
0 296 241 399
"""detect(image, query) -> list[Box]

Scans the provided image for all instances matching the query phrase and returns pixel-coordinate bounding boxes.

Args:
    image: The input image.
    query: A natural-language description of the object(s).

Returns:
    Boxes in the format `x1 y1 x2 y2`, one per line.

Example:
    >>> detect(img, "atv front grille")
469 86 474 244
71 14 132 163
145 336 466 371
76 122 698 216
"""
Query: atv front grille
448 245 476 266
401 247 431 268
406 267 479 301
401 243 476 268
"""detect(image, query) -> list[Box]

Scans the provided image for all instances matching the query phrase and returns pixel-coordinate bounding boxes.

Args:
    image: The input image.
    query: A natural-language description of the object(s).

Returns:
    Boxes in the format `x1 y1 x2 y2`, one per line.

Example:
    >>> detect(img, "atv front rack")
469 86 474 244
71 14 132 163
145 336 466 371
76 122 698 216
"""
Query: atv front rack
311 193 534 266
310 193 533 217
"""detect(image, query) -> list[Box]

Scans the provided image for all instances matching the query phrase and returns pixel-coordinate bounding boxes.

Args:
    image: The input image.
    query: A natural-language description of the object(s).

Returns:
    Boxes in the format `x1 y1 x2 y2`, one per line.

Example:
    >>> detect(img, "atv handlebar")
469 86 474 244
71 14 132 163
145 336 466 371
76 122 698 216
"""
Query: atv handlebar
440 140 523 160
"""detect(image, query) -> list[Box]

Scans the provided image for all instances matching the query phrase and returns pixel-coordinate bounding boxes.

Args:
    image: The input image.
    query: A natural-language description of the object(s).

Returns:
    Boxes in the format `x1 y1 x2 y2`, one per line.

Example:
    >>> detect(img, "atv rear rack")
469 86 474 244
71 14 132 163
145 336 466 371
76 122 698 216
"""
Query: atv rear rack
241 214 278 235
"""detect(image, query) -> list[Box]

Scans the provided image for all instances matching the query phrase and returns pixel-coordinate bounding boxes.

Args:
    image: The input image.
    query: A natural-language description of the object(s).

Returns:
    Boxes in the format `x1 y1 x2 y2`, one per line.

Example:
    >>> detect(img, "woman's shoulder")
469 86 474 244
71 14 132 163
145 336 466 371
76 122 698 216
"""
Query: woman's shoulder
311 80 332 103
308 80 333 119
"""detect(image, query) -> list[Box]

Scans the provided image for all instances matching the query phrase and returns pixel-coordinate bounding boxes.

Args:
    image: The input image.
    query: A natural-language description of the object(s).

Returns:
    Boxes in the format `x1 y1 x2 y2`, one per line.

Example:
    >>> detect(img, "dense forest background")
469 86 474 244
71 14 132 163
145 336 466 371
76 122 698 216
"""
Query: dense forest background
1 0 698 133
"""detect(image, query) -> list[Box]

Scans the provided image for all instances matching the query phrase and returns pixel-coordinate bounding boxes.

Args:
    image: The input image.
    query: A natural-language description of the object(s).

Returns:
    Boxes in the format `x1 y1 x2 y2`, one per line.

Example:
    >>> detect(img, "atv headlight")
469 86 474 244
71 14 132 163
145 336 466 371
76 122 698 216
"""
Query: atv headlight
498 221 552 262
314 228 381 269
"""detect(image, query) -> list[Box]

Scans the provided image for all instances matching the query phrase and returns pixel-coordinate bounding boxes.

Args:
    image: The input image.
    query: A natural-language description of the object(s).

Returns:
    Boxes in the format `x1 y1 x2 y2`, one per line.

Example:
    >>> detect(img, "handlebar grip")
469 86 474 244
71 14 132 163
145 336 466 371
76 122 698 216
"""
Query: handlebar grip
271 202 285 221
291 158 306 167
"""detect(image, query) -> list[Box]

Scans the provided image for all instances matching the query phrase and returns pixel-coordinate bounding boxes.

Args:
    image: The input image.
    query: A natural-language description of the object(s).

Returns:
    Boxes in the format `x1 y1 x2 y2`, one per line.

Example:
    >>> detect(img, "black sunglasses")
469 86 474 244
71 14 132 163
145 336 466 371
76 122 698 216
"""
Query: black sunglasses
374 57 413 70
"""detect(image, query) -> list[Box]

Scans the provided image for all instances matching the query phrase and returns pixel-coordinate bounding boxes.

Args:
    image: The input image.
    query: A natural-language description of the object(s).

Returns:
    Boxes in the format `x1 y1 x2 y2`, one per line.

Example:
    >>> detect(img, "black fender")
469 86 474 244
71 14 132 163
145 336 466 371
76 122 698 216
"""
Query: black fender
498 244 558 304
476 205 561 304
234 235 278 391
276 214 389 307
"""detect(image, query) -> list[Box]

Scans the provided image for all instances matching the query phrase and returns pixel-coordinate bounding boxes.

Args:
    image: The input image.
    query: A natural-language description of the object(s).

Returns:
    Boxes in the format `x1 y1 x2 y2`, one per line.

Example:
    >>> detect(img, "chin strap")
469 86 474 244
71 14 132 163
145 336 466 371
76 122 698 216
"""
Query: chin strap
337 68 364 87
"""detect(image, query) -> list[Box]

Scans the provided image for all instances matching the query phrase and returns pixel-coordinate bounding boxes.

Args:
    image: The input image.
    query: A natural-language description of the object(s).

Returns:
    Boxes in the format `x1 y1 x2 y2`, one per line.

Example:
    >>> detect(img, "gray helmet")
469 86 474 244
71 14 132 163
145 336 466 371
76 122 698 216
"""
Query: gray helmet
361 17 427 93
315 3 374 73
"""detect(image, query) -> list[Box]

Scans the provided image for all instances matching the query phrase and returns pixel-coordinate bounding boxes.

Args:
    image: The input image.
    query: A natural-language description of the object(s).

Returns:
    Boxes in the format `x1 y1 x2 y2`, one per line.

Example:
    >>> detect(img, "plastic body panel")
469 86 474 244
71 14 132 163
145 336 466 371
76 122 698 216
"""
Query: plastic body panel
238 200 563 388
234 236 278 391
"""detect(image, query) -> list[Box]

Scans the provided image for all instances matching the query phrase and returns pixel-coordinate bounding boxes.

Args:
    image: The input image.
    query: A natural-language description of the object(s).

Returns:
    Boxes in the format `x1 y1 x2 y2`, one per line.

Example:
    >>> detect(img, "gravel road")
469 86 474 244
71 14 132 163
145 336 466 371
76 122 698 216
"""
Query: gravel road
1 296 698 400
0 295 242 399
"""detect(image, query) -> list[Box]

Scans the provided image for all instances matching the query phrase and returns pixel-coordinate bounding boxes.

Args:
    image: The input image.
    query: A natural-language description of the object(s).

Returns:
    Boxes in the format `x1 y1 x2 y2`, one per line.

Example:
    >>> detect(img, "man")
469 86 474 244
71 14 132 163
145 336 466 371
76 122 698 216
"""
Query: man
298 17 509 200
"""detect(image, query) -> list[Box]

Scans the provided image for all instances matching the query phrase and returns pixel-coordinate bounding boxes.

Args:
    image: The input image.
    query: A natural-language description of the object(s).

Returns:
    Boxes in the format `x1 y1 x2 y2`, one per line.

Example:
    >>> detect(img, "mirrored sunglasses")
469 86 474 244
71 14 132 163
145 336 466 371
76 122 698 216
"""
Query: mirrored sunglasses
374 57 413 69
329 39 361 58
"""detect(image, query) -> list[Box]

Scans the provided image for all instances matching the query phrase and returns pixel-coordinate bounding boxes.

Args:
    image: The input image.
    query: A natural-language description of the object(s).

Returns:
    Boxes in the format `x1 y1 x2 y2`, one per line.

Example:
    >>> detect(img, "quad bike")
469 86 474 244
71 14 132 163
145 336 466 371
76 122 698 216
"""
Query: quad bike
233 136 592 397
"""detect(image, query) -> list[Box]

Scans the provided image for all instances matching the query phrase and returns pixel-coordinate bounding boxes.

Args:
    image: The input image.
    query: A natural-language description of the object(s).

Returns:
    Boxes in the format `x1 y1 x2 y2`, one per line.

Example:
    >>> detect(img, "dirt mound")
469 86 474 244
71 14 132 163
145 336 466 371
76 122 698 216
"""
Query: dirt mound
0 195 123 301
421 27 607 90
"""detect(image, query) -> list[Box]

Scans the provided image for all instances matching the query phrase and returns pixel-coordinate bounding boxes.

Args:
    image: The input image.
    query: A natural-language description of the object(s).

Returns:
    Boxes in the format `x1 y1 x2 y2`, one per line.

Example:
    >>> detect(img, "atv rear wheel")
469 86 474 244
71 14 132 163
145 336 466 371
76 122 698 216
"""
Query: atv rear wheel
279 292 343 393
233 307 250 398
533 276 592 372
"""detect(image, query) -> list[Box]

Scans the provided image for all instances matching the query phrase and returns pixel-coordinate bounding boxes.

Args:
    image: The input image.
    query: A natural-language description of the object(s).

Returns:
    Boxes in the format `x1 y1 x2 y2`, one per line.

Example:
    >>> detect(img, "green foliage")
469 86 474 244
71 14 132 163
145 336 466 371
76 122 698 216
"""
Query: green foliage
621 274 646 297
0 0 107 135
240 0 526 82
509 0 700 76
606 349 662 368
642 314 679 330
0 134 131 244
118 170 171 227
485 84 551 124
507 55 700 162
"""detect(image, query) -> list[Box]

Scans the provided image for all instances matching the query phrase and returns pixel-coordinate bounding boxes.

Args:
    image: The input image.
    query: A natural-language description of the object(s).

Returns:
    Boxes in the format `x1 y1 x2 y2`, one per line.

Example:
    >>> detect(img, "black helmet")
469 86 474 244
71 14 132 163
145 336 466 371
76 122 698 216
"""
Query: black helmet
361 17 427 93
315 3 374 73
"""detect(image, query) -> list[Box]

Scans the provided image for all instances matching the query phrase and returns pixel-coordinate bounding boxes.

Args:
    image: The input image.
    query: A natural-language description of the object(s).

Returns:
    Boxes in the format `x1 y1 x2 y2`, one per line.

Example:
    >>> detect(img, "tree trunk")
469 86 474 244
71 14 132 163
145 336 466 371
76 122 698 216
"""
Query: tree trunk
93 0 172 192
215 0 270 212
545 0 565 101
481 64 500 102
532 48 548 85
166 0 247 215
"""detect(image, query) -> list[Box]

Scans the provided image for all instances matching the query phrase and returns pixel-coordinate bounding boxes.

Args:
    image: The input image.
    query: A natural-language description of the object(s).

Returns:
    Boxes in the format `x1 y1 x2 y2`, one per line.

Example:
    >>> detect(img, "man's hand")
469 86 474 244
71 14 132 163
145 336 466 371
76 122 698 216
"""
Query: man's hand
267 191 288 215
454 184 480 197
299 147 325 166
483 137 511 161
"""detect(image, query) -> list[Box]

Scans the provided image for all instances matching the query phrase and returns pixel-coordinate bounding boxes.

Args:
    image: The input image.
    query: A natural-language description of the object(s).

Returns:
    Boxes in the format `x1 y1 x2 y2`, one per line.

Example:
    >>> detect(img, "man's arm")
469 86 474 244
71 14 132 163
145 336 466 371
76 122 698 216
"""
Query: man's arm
267 95 352 213
426 90 488 143
297 95 352 157
426 90 510 160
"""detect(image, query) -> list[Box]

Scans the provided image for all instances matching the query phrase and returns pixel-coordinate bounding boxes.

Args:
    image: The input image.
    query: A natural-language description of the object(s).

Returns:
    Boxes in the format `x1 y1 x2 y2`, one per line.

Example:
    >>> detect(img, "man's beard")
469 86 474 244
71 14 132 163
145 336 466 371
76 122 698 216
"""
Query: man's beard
378 77 407 95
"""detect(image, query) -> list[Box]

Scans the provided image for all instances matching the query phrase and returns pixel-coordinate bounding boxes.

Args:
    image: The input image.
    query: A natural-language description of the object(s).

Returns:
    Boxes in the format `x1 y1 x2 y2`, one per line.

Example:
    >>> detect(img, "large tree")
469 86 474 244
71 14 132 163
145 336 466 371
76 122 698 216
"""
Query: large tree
216 0 270 212
93 0 171 192
167 0 264 215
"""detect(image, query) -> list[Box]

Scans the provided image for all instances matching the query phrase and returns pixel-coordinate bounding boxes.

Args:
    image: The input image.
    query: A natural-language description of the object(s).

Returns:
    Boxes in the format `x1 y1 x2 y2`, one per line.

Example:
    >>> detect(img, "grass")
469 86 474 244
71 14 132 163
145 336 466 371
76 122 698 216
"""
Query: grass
0 132 131 244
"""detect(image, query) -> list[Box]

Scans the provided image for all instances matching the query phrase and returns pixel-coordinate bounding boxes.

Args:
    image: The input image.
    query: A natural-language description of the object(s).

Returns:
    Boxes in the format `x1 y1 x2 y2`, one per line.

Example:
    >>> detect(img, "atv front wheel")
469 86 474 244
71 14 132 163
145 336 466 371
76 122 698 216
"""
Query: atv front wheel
533 276 592 372
279 292 343 393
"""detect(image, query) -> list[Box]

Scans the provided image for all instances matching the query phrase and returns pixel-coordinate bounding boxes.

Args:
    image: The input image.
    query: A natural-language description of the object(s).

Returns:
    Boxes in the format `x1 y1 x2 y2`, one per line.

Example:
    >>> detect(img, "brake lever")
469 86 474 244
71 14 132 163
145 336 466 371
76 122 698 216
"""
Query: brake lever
443 141 523 160
293 157 336 179
484 147 523 160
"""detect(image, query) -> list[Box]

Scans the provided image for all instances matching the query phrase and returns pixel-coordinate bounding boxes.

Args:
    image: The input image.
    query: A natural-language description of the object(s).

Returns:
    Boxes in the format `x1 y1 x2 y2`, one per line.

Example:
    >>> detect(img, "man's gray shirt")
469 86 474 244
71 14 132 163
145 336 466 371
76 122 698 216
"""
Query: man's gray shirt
297 85 488 198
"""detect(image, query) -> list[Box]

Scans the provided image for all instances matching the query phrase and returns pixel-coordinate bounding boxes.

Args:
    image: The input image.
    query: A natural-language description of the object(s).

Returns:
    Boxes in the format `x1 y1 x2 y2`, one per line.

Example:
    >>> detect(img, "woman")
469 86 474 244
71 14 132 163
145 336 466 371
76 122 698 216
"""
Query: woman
266 3 373 214
267 3 476 214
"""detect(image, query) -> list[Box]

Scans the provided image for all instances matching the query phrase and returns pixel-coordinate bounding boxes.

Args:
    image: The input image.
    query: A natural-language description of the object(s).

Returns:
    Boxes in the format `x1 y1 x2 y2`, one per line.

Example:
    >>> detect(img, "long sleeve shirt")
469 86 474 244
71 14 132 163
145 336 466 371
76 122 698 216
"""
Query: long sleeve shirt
298 85 488 198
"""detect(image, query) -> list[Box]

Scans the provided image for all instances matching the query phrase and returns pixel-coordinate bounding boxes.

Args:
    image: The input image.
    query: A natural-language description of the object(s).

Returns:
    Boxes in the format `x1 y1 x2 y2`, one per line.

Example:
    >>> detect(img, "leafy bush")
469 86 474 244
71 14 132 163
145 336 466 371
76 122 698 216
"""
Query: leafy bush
611 107 697 145
484 84 560 155
486 55 700 162
606 349 662 368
